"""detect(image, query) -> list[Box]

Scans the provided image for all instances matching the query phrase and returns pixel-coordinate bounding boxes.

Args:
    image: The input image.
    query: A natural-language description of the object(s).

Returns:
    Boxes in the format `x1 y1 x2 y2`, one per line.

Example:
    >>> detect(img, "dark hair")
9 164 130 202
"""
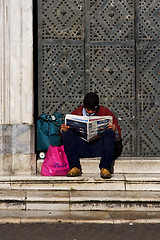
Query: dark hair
83 92 99 110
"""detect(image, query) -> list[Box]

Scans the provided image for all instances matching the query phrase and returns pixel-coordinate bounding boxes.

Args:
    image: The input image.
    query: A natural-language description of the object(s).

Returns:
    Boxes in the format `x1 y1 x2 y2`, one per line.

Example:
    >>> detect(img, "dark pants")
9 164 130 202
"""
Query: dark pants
62 129 116 171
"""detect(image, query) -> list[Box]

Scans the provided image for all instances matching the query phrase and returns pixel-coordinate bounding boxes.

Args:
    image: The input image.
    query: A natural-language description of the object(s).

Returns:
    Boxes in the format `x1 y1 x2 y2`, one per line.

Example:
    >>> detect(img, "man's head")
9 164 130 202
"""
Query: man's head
83 92 99 115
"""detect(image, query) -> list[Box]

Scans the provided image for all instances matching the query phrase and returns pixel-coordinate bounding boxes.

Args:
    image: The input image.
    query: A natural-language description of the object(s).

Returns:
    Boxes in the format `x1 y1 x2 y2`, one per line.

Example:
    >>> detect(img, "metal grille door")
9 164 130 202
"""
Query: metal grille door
38 0 160 156
136 0 160 156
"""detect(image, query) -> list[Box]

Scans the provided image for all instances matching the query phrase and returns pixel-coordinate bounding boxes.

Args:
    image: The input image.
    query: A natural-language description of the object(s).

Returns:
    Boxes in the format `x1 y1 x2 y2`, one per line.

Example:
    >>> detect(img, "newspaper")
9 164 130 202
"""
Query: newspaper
65 114 113 142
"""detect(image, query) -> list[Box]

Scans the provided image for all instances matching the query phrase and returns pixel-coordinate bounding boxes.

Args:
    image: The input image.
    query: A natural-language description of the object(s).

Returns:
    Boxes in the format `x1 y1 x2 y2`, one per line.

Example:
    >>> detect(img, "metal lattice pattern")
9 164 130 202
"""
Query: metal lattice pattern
106 100 135 156
87 0 134 42
136 0 160 156
38 0 160 156
40 43 85 113
41 0 84 40
38 0 85 114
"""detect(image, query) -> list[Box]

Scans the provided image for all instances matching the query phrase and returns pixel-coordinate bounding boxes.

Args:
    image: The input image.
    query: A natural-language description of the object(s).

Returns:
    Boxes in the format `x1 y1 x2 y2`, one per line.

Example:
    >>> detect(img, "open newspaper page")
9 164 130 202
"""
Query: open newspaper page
65 114 113 142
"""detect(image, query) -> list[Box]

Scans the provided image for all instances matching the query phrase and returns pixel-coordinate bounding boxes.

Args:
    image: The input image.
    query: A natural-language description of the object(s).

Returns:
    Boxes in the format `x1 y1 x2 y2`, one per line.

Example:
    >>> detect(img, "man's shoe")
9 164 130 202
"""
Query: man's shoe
67 167 82 177
101 168 111 179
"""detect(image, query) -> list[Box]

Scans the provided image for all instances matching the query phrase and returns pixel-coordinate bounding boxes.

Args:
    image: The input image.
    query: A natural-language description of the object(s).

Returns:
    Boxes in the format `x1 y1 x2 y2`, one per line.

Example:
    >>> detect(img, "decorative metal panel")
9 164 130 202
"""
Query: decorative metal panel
38 0 85 114
136 0 160 156
38 0 160 156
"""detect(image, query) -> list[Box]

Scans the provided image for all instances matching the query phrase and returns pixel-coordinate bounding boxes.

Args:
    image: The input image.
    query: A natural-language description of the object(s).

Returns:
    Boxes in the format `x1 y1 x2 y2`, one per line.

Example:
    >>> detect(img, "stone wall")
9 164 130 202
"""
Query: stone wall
0 0 36 175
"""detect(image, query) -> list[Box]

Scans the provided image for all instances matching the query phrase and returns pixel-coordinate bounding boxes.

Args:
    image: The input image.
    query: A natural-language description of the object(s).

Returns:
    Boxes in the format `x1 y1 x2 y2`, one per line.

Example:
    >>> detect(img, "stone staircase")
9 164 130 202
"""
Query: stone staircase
0 157 160 223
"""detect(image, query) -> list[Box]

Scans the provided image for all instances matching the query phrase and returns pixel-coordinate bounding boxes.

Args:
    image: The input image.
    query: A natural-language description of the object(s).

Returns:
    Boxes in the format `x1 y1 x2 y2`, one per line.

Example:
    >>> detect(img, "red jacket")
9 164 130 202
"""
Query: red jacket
72 105 121 139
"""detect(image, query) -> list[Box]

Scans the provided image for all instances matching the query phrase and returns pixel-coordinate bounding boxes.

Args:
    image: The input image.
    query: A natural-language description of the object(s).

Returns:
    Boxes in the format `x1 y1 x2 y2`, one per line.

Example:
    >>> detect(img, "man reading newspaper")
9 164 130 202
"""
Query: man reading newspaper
61 92 122 179
65 114 113 142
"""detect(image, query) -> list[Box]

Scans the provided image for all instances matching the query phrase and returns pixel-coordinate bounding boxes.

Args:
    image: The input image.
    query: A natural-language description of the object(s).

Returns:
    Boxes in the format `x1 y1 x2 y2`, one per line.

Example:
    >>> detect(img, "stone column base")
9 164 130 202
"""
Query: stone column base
0 154 36 175
0 124 36 175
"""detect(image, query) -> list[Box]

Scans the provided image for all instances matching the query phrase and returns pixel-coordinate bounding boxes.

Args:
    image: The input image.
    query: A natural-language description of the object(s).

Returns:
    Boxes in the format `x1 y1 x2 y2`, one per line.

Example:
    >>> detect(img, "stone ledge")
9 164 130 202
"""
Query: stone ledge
37 157 160 174
0 173 125 191
0 210 160 224
1 189 160 202
0 173 160 191
1 189 160 212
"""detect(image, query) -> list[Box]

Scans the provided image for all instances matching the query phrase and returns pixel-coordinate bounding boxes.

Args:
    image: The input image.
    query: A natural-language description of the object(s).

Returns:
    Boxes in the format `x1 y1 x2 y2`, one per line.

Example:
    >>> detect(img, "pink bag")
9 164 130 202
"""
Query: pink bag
41 145 70 176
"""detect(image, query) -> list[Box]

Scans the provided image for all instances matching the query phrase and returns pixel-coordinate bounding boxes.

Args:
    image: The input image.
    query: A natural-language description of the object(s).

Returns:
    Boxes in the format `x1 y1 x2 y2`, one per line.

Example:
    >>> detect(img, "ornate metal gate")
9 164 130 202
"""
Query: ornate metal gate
37 0 160 156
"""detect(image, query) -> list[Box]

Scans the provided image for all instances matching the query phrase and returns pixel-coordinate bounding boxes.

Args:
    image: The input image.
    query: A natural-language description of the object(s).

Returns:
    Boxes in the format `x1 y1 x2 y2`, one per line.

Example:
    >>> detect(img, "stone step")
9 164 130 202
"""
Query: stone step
1 209 160 224
0 188 160 212
0 173 160 191
37 157 160 174
0 173 160 212
70 190 160 212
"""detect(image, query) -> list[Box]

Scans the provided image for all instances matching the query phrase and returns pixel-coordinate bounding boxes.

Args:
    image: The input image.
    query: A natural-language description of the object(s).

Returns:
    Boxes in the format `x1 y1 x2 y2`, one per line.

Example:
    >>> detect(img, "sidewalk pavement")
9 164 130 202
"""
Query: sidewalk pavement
1 222 160 240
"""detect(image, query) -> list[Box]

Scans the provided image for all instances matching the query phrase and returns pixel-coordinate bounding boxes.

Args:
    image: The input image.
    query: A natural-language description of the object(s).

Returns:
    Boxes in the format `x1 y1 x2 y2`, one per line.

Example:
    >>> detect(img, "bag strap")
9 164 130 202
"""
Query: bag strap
38 113 64 127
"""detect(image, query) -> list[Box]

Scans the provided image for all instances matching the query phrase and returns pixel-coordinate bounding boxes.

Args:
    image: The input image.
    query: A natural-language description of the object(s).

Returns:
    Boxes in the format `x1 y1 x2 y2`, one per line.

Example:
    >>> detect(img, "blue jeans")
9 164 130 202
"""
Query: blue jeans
62 129 116 170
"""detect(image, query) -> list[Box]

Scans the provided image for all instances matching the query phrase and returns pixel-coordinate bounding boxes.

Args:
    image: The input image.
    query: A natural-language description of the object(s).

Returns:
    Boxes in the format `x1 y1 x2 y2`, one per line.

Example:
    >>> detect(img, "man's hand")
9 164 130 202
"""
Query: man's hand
108 123 121 141
108 124 116 132
61 124 70 132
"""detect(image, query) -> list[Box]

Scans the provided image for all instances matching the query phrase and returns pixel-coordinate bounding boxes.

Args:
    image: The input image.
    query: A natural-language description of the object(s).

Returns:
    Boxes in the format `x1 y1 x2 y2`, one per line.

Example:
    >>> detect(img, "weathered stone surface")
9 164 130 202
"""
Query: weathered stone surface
26 190 70 202
6 174 125 191
0 154 36 176
0 124 35 155
37 157 160 174
70 190 160 211
12 154 36 175
125 174 160 191
0 0 33 125
0 174 160 212
69 190 160 202
0 124 36 175
26 203 70 211
0 155 12 175
114 157 160 174
0 189 26 201
0 173 160 192
1 209 160 224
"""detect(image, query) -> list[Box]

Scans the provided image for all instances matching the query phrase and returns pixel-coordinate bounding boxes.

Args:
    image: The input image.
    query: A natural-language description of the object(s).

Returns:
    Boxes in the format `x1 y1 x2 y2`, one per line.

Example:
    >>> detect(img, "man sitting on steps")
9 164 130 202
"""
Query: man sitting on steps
61 92 122 179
